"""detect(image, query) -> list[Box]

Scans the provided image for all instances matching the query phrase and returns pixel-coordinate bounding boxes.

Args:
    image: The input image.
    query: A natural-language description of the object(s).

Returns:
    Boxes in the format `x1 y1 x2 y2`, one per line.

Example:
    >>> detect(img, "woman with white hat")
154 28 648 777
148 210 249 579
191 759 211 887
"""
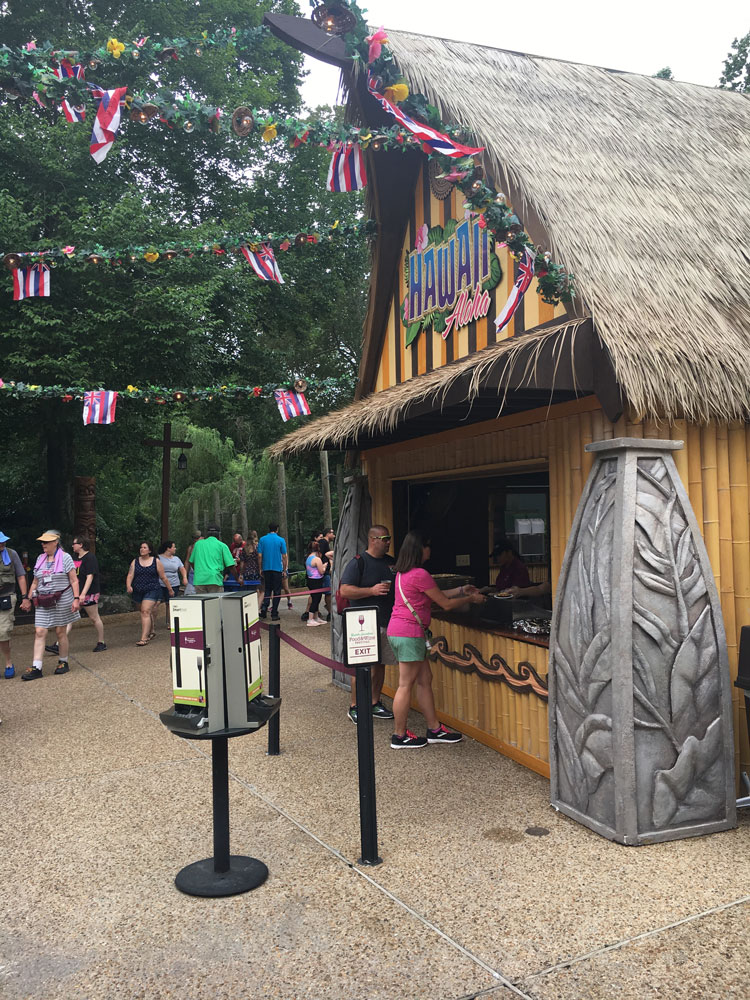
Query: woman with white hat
18 530 80 680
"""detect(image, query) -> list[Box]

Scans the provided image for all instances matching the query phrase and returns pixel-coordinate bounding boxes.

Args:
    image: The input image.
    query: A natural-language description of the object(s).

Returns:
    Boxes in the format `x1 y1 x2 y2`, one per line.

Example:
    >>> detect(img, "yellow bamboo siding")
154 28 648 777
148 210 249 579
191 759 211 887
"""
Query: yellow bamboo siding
363 400 750 779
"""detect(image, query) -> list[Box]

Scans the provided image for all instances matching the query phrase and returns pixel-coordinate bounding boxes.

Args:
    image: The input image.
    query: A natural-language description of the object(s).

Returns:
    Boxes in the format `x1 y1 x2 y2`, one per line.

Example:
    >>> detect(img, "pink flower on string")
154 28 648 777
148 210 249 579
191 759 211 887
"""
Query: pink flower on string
478 215 487 229
230 27 237 35
24 40 37 51
366 28 388 64
279 240 291 251
415 223 429 252
0 379 4 388
136 37 148 47
62 245 75 257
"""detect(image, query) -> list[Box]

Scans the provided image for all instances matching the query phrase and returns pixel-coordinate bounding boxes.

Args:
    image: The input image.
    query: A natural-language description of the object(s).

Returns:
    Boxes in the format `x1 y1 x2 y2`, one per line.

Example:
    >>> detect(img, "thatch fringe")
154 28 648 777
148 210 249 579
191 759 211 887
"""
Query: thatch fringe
269 318 585 457
378 30 750 424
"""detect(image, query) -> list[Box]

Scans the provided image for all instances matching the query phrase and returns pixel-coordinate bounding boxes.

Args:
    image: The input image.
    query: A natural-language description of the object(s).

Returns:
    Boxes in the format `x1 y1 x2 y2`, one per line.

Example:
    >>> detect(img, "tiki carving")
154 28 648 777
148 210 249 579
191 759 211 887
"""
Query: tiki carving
549 439 736 845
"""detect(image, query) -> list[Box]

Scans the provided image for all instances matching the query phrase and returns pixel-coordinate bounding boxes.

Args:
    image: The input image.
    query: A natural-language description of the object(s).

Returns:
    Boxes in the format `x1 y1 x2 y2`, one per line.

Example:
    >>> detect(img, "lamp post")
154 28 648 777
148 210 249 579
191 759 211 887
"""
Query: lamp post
142 423 193 542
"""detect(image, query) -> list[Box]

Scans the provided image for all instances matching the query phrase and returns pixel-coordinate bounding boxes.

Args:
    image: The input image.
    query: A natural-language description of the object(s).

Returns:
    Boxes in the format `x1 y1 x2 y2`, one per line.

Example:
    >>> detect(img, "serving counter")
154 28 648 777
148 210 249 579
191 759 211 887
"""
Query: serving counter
382 603 552 776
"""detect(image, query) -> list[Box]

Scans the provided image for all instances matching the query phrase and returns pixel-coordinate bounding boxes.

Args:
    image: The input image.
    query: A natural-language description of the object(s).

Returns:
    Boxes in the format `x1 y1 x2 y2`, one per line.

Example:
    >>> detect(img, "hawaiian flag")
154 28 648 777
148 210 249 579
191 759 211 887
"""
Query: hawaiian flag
89 86 128 163
52 59 86 123
239 244 284 284
12 263 50 301
367 75 484 160
326 142 367 192
82 390 118 425
495 247 536 334
274 389 310 422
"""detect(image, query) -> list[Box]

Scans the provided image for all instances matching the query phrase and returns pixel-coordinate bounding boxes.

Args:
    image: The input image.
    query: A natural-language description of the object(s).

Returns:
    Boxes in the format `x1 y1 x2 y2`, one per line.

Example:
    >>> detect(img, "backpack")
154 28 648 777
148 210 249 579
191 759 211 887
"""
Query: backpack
335 554 363 615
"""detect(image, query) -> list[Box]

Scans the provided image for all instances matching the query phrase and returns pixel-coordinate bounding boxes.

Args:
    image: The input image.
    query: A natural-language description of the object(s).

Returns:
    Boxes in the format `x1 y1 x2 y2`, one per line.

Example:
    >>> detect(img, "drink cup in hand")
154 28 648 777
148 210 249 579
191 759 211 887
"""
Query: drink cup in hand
380 578 391 592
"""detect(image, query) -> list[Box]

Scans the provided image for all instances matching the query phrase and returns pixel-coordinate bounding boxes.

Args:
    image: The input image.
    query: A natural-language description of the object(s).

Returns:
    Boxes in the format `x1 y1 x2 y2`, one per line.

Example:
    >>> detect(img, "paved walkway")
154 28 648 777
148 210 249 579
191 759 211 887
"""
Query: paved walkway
1 607 748 999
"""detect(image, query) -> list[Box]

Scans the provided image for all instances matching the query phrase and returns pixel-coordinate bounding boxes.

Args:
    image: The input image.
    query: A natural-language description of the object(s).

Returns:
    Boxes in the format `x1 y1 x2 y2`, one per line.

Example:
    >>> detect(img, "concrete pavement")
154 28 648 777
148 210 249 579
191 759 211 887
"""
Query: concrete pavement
1 607 748 999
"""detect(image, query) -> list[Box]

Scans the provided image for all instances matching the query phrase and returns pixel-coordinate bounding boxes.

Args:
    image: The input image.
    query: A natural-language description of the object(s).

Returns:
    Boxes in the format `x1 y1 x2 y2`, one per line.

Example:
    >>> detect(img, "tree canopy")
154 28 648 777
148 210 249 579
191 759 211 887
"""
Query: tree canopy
0 1 369 571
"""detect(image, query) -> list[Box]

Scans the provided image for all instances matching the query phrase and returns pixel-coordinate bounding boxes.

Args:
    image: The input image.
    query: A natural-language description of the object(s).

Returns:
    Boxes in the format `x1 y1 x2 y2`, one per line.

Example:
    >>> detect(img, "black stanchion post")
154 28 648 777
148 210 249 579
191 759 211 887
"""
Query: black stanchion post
212 736 231 873
355 664 382 865
267 623 281 756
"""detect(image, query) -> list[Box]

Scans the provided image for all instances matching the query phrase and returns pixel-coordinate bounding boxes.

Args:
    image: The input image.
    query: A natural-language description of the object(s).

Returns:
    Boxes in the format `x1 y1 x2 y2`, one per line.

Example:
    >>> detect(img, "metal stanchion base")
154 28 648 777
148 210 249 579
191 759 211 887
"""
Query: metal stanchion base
175 856 269 897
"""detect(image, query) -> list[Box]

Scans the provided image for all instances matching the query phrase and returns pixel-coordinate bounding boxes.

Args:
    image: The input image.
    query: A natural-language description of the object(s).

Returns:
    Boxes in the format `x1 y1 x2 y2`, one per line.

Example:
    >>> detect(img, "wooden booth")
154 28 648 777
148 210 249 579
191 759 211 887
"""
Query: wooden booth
266 14 749 837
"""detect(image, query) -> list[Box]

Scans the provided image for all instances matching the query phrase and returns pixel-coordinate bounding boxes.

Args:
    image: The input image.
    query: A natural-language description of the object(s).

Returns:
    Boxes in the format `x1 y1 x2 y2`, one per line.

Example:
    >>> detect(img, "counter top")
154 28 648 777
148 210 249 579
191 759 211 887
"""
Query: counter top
431 608 550 648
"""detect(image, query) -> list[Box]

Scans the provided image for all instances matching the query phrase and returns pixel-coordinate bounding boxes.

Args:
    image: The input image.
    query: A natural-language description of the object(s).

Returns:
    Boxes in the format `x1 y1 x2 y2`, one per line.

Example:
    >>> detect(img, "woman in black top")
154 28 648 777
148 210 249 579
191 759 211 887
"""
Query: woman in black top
65 535 106 652
126 541 173 645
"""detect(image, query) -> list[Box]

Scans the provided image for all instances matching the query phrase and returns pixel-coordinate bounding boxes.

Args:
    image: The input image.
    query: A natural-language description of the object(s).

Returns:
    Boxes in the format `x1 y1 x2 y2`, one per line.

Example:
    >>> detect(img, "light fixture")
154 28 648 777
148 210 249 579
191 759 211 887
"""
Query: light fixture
293 377 308 393
310 1 357 35
231 106 254 136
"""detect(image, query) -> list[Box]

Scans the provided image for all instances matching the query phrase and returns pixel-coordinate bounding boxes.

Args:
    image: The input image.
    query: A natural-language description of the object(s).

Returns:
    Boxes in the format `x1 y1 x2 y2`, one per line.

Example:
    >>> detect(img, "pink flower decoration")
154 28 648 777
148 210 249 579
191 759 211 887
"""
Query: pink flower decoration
415 223 429 252
24 40 37 51
478 215 486 229
0 379 4 388
366 28 388 64
62 245 75 257
279 240 291 251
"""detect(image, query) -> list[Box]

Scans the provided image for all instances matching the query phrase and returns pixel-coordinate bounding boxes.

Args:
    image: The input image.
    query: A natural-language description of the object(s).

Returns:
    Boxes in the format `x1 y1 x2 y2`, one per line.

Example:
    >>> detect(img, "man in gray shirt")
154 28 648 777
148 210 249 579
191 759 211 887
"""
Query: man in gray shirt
0 531 30 680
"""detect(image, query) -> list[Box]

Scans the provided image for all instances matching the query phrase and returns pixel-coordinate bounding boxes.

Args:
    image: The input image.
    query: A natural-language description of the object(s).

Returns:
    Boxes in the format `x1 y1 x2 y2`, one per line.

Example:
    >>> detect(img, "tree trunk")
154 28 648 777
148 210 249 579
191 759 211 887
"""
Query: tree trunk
320 450 332 530
46 413 75 532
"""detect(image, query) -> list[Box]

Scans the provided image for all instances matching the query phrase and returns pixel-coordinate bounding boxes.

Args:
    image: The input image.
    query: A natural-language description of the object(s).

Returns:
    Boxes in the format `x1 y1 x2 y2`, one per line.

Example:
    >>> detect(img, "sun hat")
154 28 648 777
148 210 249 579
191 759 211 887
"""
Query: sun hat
0 531 9 544
36 530 61 543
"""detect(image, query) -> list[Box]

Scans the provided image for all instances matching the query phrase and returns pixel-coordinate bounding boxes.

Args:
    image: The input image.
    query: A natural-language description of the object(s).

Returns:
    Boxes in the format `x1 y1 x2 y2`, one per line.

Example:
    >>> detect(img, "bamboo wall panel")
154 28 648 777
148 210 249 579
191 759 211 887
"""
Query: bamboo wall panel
374 162 566 391
364 396 750 779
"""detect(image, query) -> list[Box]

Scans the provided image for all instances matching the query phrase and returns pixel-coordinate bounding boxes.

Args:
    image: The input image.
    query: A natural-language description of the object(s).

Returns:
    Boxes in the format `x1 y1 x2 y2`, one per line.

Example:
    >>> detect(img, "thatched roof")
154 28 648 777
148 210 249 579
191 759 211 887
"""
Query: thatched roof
381 31 750 425
271 27 750 458
268 318 591 457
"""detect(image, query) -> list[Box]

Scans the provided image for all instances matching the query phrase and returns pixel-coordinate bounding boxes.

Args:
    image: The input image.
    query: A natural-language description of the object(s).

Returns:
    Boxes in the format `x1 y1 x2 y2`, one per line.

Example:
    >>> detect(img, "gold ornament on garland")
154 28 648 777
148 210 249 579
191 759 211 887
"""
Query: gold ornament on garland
310 1 358 35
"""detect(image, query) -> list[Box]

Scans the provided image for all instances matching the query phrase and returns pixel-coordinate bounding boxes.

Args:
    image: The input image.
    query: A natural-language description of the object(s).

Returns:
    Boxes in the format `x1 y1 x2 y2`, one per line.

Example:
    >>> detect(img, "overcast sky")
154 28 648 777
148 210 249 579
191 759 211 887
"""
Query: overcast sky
301 0 749 108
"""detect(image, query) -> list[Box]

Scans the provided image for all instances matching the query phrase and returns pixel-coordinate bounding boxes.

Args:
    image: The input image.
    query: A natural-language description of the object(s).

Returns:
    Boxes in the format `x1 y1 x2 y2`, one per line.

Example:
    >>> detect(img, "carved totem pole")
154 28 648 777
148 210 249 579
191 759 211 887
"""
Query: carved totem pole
74 477 96 552
549 439 736 844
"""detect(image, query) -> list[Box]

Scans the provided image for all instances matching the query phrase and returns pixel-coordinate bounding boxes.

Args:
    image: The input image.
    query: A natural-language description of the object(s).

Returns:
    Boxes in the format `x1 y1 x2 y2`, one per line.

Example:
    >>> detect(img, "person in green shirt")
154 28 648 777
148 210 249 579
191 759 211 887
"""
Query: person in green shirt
188 526 239 593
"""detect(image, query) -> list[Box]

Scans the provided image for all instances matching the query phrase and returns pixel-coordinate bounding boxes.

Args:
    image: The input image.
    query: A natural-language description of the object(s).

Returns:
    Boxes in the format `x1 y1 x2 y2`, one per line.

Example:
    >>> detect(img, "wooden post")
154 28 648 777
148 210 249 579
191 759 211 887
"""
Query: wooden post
142 423 192 543
320 450 332 530
238 476 248 539
213 488 221 533
336 464 345 528
277 462 288 545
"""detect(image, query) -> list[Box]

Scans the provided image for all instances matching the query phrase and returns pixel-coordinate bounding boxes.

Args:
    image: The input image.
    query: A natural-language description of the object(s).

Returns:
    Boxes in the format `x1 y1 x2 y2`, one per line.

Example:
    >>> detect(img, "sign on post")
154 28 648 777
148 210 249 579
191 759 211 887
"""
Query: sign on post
342 605 381 666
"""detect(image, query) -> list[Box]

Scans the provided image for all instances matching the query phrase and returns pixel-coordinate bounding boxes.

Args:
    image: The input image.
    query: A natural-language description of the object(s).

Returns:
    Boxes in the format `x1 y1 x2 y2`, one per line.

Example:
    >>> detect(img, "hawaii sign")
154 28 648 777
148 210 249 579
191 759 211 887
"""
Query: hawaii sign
402 216 502 345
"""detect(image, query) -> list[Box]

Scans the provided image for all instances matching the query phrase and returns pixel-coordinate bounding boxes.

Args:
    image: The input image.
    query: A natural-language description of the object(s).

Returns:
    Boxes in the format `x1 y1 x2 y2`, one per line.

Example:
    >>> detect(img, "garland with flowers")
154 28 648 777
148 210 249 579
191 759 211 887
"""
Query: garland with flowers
327 0 575 306
0 376 354 404
0 26 269 101
1 219 376 271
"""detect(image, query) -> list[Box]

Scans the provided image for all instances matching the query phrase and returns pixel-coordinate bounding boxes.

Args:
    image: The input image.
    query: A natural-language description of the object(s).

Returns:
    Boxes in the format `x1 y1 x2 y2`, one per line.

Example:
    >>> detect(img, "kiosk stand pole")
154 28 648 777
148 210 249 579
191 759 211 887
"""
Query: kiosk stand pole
355 665 382 866
175 735 269 897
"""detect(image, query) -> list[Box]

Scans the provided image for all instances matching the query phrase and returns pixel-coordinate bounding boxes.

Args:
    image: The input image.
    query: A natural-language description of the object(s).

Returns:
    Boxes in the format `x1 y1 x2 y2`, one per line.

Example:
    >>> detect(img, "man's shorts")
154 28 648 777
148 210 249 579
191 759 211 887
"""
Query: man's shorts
0 594 17 642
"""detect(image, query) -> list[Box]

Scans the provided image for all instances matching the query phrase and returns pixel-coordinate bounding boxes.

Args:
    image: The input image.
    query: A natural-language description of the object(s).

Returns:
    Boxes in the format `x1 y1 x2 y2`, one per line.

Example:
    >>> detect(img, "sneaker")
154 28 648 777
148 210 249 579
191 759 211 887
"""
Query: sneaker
4 665 15 679
287 601 294 609
301 612 309 621
45 642 59 655
426 723 463 744
270 614 280 622
347 706 358 725
21 667 43 681
92 642 107 653
258 610 267 619
391 730 428 749
54 661 70 675
371 701 394 720
306 619 321 627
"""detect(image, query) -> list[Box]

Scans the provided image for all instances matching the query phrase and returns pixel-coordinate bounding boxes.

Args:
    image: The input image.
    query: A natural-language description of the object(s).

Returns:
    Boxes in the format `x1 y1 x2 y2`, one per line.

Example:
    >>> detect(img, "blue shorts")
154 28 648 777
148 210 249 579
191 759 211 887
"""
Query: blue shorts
132 588 162 605
322 574 331 593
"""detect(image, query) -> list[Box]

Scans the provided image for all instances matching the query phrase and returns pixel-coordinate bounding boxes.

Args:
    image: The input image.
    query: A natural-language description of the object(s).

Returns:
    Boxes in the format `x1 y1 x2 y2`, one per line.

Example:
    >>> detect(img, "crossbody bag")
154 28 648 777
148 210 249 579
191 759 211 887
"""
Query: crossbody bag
396 573 433 650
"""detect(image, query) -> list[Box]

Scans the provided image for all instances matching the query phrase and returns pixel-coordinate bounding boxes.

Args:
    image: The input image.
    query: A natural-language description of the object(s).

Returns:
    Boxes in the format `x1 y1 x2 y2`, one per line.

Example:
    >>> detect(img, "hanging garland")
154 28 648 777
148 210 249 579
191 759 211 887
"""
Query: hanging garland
0 376 354 404
1 219 377 270
0 26 269 101
311 0 575 306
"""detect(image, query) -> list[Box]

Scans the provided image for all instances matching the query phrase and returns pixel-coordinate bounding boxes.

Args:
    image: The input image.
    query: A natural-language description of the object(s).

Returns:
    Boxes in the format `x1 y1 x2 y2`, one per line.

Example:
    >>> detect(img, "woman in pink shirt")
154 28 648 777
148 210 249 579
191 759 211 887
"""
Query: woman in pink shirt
387 531 485 749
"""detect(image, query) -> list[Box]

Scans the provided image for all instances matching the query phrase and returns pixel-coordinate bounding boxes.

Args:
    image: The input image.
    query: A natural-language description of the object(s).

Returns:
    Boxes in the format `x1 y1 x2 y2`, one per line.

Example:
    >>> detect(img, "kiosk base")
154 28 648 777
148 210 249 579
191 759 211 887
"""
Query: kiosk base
175 856 269 897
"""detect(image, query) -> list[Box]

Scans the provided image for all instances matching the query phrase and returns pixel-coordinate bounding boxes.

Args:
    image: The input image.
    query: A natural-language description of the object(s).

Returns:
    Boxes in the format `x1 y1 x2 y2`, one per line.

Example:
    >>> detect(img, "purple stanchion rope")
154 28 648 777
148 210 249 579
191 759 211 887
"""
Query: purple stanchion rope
259 621 356 677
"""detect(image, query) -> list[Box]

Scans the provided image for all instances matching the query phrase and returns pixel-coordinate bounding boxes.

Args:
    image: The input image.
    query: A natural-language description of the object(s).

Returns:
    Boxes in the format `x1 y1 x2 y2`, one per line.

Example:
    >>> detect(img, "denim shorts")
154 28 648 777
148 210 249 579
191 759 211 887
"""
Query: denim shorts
387 634 428 662
132 588 162 605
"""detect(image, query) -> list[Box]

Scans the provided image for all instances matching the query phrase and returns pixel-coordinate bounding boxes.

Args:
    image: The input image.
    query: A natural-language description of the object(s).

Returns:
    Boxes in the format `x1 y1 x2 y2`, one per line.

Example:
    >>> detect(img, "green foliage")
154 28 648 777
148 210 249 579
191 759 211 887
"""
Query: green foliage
719 30 750 91
653 67 674 80
0 1 369 572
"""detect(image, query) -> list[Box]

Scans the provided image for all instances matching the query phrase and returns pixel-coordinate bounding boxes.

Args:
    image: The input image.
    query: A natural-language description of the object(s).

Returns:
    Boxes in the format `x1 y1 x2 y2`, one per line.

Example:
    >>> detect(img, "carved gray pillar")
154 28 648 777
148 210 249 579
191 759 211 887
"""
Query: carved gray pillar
549 438 736 845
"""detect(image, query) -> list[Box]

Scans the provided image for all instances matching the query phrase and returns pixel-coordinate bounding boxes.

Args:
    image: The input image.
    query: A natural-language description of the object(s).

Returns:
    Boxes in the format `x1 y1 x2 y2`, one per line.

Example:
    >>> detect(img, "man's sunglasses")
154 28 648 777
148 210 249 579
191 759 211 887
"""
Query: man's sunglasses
372 535 391 541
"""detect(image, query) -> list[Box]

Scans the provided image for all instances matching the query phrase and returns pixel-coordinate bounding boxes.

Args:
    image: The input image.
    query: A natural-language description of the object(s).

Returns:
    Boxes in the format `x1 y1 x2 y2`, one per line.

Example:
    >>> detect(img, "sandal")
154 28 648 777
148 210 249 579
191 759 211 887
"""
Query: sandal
148 630 156 640
136 638 150 646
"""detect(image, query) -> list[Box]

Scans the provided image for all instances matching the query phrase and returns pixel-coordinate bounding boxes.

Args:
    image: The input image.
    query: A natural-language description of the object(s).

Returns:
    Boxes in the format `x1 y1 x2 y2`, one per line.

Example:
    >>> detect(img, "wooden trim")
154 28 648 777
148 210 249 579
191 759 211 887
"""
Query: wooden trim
363 395 605 460
390 458 548 482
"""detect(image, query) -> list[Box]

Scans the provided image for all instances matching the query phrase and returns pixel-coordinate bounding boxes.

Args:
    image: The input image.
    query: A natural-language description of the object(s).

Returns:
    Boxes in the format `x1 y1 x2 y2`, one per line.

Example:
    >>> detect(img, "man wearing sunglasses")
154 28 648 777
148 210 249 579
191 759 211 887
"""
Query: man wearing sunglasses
339 525 396 724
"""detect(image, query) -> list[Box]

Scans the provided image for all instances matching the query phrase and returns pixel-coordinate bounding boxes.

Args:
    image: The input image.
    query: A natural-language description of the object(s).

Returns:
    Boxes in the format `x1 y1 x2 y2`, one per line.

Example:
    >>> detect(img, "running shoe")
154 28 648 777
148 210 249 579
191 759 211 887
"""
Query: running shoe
92 642 107 652
390 730 428 749
347 706 358 724
45 642 59 655
371 701 394 720
426 724 463 744
4 664 15 679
